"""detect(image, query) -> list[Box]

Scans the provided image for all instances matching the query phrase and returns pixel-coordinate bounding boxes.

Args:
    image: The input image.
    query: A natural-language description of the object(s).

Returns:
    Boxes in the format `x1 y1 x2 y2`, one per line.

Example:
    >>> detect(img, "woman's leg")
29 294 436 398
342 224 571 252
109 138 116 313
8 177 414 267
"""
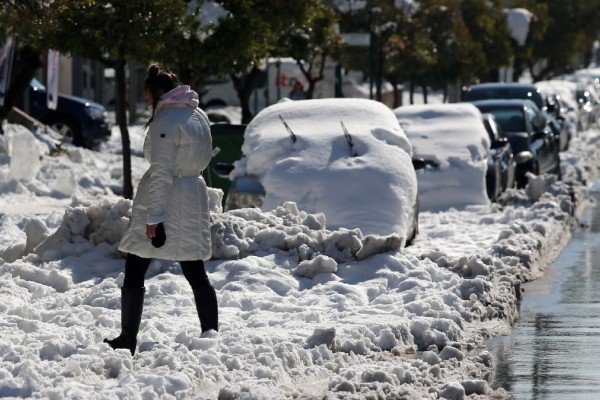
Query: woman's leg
123 253 152 288
104 254 152 355
181 260 218 333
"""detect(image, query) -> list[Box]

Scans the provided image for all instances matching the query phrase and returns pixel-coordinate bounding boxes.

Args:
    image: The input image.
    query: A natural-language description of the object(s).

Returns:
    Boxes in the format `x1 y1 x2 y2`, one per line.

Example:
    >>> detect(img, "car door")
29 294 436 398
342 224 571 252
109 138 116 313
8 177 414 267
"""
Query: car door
491 125 515 191
528 108 556 174
483 117 503 200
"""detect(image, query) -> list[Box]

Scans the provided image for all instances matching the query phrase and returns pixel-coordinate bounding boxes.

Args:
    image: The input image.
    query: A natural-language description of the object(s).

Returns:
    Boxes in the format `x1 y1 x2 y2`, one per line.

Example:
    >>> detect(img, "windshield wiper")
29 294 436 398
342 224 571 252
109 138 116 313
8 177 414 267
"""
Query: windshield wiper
279 115 297 143
340 121 357 157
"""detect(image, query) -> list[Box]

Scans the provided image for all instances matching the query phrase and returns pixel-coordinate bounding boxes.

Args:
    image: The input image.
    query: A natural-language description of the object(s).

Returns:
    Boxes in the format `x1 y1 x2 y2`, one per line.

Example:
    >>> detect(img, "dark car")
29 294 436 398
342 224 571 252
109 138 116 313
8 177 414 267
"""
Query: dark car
470 99 560 188
18 78 111 148
481 113 516 200
543 92 572 151
462 82 570 152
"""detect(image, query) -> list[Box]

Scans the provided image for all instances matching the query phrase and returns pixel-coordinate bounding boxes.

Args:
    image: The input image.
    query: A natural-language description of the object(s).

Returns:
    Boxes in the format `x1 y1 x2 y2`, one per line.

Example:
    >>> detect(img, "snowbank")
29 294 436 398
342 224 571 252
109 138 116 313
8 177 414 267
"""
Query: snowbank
0 107 595 399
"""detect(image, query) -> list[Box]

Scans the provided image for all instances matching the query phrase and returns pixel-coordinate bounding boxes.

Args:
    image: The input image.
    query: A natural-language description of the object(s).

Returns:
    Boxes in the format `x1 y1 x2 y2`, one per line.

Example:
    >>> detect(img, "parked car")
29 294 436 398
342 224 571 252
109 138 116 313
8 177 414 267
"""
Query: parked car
17 78 111 148
536 79 585 134
393 103 491 212
481 113 516 200
221 98 423 244
469 99 561 188
575 84 600 129
462 82 570 151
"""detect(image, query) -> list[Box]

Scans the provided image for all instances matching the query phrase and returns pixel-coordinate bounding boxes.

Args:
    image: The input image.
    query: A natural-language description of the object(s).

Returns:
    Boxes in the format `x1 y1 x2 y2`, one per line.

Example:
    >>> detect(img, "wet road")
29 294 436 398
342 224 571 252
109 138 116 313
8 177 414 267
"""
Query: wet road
488 194 600 399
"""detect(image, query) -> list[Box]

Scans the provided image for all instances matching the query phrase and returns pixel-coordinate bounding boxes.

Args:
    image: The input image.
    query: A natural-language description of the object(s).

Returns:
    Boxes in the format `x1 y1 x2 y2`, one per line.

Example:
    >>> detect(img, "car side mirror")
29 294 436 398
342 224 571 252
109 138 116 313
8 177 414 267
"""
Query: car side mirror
490 137 509 149
532 130 548 141
213 162 235 178
412 158 427 170
412 158 440 170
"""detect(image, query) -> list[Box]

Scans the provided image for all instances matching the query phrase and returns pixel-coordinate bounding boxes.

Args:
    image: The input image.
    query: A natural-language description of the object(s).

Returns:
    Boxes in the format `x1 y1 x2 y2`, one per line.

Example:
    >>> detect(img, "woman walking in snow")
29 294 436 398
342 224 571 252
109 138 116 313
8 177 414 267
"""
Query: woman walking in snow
104 63 217 356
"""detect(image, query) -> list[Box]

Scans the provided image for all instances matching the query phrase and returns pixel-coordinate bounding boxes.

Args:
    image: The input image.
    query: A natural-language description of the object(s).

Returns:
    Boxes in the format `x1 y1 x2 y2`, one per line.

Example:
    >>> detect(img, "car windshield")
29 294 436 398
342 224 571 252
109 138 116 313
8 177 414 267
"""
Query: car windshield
465 87 544 109
478 108 531 152
481 109 526 134
30 78 46 91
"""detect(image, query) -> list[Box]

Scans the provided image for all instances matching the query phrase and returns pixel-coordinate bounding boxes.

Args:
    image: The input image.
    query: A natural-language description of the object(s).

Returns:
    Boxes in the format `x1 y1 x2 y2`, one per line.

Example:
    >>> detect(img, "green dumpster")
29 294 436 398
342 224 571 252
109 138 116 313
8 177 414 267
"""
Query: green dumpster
204 123 247 205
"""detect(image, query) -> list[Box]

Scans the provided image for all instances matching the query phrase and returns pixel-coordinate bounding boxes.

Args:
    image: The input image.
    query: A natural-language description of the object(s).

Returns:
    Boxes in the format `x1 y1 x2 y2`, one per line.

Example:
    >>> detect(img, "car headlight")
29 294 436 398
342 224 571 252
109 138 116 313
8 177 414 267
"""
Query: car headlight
85 106 108 121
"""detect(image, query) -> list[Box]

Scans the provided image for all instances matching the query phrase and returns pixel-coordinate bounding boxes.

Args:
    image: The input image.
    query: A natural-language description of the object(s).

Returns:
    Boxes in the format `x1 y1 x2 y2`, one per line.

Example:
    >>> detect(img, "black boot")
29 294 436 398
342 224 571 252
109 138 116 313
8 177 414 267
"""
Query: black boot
192 286 218 333
104 287 145 356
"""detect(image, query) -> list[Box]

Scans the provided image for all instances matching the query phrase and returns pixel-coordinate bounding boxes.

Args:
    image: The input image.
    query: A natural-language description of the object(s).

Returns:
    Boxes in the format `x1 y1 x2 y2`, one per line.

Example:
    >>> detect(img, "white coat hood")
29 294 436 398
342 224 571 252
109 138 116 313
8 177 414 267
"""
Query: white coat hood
157 85 199 111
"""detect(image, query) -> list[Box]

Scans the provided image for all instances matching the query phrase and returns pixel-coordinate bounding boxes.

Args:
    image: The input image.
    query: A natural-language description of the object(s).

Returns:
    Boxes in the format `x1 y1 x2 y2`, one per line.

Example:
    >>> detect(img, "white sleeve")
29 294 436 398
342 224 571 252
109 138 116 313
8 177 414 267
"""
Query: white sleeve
146 118 177 225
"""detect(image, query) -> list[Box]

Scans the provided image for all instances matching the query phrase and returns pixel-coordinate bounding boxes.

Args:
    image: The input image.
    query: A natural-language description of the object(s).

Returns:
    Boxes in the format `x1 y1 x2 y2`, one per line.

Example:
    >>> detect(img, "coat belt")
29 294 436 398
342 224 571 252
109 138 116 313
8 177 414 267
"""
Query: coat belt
175 169 199 178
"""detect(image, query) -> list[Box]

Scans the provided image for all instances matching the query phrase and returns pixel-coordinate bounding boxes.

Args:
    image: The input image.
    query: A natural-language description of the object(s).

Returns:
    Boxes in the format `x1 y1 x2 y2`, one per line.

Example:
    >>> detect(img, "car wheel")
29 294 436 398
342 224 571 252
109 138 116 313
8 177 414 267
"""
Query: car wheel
46 117 84 147
406 199 420 246
555 158 562 180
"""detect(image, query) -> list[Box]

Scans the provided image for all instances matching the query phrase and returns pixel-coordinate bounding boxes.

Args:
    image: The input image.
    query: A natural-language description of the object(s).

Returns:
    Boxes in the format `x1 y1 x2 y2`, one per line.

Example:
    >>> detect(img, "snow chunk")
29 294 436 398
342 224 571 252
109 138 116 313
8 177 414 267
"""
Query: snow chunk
7 125 42 181
305 327 336 350
294 255 338 278
439 345 465 361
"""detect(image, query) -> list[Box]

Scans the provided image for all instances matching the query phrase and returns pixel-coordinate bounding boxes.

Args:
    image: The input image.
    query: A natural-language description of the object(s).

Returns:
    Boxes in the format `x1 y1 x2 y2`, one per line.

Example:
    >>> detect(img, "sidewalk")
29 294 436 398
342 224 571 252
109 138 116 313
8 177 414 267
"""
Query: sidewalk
487 193 600 399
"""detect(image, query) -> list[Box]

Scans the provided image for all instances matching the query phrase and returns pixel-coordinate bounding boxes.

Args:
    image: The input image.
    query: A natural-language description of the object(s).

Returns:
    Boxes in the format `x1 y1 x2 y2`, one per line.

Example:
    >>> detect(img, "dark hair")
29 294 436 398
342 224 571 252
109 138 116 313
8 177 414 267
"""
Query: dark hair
144 63 180 129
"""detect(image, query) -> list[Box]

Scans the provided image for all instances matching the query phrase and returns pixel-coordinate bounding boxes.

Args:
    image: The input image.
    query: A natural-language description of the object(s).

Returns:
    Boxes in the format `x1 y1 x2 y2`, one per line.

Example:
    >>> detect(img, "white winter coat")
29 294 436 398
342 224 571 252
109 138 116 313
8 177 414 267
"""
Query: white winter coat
118 86 213 261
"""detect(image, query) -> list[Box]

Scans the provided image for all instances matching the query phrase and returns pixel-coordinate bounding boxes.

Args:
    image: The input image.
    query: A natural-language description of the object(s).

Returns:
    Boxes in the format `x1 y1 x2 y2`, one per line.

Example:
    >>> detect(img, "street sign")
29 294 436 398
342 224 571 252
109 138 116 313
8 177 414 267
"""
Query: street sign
340 33 371 47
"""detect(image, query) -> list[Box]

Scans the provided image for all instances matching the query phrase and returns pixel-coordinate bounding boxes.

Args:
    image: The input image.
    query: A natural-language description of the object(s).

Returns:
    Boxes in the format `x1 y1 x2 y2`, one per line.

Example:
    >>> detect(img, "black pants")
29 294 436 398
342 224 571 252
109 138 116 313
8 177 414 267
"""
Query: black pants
123 253 212 290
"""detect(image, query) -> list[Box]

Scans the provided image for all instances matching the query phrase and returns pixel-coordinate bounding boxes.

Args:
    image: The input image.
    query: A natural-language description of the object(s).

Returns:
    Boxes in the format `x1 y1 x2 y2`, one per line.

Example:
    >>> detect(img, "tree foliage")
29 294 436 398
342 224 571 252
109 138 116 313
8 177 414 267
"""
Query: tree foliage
0 0 196 198
508 0 600 81
460 0 514 82
415 0 484 91
196 1 310 123
1 0 600 178
276 0 340 99
383 5 437 106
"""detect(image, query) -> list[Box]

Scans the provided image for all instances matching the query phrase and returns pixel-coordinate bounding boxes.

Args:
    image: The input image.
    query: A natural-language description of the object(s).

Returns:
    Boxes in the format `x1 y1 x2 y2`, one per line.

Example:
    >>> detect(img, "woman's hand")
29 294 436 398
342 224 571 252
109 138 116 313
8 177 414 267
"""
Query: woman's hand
146 224 157 240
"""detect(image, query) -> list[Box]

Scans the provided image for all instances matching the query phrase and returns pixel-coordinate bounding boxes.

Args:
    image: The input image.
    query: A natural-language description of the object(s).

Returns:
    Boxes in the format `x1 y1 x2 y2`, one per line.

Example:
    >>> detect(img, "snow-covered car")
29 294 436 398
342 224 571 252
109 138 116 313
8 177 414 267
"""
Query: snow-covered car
393 103 491 212
535 79 582 135
225 98 421 243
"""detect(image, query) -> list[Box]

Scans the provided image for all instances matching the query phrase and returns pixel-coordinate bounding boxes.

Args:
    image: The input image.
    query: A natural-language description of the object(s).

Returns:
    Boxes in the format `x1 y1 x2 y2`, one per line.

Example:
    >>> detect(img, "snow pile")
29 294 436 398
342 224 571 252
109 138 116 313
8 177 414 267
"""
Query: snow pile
0 91 596 398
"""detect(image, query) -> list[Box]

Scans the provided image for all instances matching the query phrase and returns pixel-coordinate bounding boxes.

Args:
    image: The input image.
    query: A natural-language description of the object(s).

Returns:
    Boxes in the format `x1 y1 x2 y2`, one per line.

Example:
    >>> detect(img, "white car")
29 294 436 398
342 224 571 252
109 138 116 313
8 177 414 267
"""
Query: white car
394 103 491 212
226 98 421 244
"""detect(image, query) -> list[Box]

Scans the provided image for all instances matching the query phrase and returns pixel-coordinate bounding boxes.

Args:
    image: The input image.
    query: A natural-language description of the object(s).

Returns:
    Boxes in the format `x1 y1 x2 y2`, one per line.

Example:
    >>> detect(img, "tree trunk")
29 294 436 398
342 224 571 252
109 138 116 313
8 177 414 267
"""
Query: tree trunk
376 47 383 102
232 67 261 124
0 46 43 124
389 77 400 108
297 56 325 100
128 63 137 125
115 58 133 199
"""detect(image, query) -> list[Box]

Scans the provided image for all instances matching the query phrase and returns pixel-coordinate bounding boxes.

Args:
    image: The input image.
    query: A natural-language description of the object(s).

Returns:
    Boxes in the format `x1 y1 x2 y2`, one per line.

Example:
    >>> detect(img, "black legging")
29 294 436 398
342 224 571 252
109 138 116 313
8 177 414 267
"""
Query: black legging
123 253 212 290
